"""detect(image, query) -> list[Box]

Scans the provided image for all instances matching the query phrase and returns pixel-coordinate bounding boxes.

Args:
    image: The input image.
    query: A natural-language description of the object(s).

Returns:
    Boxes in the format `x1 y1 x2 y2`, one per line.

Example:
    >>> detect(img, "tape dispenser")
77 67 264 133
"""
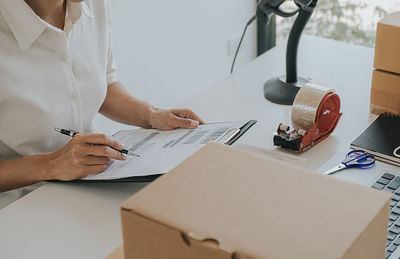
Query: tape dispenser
273 83 342 153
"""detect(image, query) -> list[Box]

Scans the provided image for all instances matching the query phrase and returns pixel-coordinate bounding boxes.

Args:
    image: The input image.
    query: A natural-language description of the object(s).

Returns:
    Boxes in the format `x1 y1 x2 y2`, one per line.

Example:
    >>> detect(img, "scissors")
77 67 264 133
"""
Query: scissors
323 150 376 175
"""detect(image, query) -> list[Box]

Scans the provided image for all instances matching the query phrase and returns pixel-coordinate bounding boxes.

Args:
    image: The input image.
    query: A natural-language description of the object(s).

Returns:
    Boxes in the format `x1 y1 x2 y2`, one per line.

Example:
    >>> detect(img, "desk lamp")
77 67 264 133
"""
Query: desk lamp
257 0 318 105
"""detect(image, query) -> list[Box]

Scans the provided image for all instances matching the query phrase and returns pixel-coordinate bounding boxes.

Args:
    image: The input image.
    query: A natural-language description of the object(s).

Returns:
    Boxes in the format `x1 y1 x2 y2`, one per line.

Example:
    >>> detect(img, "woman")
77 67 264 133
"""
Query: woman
0 0 203 206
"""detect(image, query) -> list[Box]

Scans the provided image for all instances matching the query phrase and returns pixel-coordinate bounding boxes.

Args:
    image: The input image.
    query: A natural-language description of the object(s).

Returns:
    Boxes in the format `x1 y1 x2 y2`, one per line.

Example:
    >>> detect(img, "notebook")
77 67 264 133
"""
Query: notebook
350 113 400 166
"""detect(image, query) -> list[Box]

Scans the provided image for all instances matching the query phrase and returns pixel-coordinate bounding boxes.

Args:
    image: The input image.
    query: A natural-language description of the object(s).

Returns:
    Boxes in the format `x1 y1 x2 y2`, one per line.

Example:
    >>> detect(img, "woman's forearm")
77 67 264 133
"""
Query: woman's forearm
0 153 51 192
100 81 203 131
99 81 155 128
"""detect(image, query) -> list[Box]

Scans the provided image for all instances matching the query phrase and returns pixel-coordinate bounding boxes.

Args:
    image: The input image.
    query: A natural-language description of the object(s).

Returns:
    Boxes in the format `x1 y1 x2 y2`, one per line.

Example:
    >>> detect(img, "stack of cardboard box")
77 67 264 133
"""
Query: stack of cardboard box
371 12 400 115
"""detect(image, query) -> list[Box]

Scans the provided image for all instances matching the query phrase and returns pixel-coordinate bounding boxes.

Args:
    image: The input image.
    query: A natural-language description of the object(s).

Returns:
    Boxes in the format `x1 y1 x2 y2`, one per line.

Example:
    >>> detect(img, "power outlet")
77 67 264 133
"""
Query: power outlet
227 35 241 56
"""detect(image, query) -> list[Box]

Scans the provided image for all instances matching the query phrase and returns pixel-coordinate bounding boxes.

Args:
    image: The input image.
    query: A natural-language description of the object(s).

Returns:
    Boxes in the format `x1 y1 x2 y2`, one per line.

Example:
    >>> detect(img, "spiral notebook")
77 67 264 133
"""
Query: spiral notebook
350 113 400 166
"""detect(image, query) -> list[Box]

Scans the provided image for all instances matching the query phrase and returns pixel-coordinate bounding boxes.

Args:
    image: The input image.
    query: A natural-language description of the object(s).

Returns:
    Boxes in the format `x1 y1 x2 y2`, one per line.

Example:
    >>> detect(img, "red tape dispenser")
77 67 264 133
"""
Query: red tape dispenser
273 83 342 153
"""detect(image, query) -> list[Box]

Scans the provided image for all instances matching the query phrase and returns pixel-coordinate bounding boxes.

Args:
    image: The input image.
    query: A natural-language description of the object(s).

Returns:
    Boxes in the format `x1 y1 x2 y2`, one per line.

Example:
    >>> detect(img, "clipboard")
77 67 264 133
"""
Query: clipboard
57 120 257 183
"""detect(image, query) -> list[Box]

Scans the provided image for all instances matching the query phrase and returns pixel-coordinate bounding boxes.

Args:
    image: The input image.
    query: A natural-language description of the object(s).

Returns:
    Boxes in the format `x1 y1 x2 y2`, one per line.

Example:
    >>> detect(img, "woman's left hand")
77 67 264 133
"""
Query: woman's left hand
148 108 204 130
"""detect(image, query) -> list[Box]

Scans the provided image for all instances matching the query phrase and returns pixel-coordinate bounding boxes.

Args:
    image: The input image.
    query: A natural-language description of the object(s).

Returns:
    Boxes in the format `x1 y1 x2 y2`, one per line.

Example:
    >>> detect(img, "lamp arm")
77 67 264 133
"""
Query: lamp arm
286 0 318 83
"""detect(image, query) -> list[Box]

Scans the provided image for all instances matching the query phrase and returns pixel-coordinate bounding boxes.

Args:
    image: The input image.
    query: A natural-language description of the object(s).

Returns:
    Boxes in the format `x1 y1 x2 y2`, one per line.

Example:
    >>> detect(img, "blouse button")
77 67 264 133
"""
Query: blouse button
58 53 67 62
70 92 78 100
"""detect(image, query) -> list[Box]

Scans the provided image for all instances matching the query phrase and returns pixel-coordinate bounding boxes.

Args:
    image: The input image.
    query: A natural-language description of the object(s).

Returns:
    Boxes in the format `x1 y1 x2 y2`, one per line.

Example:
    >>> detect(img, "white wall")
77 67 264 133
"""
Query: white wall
96 0 257 133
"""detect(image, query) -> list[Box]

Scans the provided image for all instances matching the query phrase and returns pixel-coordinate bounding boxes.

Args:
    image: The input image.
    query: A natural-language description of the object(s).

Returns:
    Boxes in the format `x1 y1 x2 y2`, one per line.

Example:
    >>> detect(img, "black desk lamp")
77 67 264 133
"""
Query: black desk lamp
257 0 318 105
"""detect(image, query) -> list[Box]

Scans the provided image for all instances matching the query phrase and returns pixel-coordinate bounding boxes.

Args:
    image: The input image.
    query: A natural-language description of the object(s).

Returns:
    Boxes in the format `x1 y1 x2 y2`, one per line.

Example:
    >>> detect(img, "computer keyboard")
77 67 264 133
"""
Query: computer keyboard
372 172 400 259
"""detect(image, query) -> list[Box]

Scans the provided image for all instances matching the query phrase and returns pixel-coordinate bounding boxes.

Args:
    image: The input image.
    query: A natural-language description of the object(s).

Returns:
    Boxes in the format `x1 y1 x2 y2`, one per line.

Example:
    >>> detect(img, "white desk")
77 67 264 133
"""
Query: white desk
0 36 398 259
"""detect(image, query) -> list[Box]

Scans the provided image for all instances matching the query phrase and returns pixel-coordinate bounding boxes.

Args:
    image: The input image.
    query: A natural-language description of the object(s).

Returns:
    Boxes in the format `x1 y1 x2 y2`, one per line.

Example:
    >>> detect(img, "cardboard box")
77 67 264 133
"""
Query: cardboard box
106 246 124 259
374 11 400 74
119 142 390 259
371 69 400 115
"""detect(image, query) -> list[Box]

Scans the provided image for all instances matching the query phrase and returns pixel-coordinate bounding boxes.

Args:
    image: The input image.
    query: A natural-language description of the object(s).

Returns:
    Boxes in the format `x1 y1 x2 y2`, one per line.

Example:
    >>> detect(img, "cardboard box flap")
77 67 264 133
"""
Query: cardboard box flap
122 142 390 258
380 11 400 27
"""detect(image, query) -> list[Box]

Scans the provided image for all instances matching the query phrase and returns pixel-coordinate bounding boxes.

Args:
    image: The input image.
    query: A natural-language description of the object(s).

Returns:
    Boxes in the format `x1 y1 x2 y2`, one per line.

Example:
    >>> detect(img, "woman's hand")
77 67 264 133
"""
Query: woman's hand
148 108 204 130
99 82 205 130
45 134 126 181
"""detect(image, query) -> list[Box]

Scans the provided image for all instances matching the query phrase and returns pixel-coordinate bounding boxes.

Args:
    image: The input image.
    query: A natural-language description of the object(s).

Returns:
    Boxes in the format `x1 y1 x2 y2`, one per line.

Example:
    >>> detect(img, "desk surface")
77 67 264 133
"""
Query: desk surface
1 35 398 259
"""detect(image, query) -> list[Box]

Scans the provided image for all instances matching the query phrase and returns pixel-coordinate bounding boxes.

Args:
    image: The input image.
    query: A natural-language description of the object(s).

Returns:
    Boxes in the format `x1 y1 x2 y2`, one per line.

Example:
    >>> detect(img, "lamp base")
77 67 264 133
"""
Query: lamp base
263 75 310 105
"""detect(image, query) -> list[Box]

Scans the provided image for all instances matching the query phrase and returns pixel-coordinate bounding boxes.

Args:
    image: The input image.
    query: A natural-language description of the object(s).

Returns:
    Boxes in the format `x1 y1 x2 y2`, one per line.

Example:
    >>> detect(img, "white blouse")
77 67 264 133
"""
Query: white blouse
0 0 117 207
0 0 117 160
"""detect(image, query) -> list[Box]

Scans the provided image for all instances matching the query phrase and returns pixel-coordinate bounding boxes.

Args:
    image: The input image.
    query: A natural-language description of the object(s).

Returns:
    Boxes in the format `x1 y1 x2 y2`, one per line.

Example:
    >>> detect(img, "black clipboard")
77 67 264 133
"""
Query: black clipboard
54 120 257 183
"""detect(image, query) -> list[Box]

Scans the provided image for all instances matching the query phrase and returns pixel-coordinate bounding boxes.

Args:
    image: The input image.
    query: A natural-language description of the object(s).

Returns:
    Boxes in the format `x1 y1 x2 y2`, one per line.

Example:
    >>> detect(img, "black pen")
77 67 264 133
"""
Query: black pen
54 127 141 157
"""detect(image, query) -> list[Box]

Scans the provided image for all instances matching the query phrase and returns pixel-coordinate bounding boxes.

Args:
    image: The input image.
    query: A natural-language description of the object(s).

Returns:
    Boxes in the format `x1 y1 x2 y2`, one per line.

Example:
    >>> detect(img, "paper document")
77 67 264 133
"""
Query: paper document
83 121 248 180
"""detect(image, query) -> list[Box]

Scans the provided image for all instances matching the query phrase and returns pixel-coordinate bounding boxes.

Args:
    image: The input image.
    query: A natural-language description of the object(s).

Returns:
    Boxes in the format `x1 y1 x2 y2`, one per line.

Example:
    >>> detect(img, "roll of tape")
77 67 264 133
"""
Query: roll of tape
291 83 335 130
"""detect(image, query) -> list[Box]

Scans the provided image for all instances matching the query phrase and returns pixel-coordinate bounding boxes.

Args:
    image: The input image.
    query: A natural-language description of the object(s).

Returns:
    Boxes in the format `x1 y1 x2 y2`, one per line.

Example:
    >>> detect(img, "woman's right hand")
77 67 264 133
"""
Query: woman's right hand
45 134 127 181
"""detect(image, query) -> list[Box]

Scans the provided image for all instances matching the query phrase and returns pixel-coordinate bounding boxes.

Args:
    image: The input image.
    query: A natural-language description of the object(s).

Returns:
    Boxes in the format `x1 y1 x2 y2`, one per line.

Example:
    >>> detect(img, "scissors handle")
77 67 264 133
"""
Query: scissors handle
343 150 375 167
344 150 366 161
343 150 375 168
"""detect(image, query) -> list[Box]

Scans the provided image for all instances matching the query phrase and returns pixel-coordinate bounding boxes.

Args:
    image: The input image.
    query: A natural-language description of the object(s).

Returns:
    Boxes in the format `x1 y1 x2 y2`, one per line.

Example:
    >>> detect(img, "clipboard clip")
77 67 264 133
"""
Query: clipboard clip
216 128 241 144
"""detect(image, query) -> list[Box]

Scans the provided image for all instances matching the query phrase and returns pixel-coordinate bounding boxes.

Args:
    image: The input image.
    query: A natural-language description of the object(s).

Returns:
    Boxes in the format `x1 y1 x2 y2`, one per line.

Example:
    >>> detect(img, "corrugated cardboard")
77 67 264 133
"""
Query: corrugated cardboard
106 246 124 259
371 69 400 115
374 11 400 74
120 142 390 259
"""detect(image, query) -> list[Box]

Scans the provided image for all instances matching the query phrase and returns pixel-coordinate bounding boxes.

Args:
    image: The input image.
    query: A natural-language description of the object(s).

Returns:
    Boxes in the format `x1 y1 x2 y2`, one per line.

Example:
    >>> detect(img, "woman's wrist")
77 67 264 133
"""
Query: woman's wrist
143 104 159 129
37 152 56 181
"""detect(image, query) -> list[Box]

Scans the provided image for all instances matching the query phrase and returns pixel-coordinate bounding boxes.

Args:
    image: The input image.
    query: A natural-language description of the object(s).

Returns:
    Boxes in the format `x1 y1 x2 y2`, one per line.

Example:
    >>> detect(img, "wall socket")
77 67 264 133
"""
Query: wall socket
227 35 241 56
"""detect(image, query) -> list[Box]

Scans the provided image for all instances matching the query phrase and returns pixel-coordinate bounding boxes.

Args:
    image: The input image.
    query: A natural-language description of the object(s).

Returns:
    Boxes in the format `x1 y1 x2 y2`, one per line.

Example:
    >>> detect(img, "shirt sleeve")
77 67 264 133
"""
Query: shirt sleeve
106 1 118 86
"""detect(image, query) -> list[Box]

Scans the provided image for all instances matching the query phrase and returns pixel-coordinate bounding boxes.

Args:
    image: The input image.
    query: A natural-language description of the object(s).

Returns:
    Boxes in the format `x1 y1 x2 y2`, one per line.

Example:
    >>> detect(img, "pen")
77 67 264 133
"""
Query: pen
54 127 141 157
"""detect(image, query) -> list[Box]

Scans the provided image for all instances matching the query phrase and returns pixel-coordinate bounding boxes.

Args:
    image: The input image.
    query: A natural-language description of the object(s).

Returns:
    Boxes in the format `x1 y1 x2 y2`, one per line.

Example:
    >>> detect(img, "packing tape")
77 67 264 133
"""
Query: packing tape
292 83 339 133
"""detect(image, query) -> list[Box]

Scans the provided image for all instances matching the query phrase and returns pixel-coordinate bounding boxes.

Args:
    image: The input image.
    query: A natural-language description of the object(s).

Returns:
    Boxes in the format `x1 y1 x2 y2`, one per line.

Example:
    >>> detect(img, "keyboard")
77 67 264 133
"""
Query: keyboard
372 172 400 259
